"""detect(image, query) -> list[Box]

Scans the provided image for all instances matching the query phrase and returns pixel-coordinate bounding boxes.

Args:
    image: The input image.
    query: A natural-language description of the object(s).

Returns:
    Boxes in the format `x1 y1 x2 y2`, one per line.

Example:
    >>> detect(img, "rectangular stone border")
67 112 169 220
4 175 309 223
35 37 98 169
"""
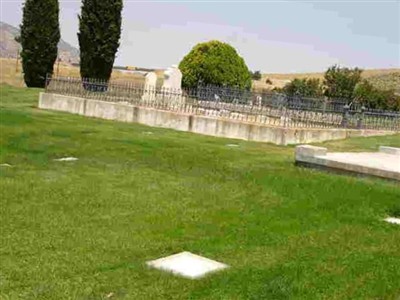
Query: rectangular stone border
379 146 400 155
295 145 400 181
39 92 397 146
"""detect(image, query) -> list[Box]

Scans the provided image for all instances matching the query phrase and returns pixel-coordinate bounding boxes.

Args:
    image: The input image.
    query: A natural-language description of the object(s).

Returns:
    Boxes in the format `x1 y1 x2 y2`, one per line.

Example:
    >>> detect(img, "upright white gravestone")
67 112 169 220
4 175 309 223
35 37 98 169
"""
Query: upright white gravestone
142 72 157 102
162 65 182 92
161 65 185 105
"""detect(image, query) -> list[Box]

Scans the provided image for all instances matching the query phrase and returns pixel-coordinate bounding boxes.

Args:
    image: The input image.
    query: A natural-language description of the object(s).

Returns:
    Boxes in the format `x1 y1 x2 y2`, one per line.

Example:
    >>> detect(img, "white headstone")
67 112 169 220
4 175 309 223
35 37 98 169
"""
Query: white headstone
162 65 182 91
160 65 184 105
142 72 157 102
144 72 157 90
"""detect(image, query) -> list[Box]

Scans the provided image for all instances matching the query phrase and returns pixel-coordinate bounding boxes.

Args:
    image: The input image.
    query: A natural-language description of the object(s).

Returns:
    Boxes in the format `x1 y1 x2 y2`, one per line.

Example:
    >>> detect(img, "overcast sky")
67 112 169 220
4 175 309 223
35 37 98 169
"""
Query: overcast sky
1 0 399 73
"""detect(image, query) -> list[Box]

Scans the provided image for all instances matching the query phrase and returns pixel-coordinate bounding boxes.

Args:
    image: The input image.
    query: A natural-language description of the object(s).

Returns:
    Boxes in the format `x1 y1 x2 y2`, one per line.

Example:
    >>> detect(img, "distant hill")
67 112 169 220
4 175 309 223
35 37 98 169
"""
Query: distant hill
0 21 79 64
365 72 400 94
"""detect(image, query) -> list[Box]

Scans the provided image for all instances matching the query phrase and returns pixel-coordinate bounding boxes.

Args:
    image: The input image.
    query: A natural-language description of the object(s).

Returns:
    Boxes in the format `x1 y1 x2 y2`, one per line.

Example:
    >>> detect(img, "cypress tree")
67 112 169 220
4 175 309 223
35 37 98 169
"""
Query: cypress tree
20 0 60 88
78 0 123 83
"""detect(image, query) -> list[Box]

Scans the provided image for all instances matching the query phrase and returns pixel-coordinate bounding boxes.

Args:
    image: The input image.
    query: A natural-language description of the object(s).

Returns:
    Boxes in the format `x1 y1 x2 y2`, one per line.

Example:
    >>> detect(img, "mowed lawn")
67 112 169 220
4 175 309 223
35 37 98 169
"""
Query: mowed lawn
1 85 400 300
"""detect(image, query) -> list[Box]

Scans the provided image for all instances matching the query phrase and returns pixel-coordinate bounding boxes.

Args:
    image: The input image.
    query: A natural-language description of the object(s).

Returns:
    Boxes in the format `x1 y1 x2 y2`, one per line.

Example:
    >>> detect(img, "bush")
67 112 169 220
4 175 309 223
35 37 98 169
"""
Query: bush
354 80 400 111
179 40 252 89
324 65 362 99
265 78 272 85
20 0 60 88
78 0 123 82
282 78 323 98
250 70 262 81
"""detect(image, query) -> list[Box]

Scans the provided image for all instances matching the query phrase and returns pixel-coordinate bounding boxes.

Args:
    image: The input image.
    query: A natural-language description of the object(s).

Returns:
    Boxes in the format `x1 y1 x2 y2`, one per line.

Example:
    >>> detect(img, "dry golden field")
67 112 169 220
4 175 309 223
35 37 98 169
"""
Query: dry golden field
0 58 164 88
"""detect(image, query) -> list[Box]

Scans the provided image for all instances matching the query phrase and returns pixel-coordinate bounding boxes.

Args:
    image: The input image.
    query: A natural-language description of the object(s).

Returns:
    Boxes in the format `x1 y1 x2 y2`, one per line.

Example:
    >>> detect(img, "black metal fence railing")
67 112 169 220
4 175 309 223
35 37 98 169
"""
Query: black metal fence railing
45 76 400 131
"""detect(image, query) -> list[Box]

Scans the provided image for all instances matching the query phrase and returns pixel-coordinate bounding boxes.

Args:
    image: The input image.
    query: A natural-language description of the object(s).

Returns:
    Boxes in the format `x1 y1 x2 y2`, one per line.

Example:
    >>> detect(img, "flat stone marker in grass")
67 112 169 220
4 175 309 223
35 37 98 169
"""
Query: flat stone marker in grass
226 144 239 147
0 163 12 167
54 157 78 162
146 251 228 279
295 145 400 181
384 217 400 225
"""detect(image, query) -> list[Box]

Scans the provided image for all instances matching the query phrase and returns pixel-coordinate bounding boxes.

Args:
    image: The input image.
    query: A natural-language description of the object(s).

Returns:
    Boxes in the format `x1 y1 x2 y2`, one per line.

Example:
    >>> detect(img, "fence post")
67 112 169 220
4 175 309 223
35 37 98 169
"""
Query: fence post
357 106 365 129
341 104 350 128
283 98 288 128
45 73 51 91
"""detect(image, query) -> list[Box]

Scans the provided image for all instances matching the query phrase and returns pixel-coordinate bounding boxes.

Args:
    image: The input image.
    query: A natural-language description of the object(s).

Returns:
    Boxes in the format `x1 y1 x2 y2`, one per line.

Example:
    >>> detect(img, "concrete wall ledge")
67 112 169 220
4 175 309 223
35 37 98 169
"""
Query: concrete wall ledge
39 92 396 146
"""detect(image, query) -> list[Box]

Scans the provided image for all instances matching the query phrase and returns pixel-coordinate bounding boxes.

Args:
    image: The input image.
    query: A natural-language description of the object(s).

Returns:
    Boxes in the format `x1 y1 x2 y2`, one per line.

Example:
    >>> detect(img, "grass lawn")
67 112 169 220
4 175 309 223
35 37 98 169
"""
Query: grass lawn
1 85 400 300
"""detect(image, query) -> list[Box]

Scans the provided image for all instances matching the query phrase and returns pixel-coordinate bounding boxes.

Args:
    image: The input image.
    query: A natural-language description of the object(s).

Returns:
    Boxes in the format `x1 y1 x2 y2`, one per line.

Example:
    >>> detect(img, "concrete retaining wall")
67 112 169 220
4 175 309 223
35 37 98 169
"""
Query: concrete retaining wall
85 99 135 122
137 107 190 132
38 93 395 145
39 93 86 115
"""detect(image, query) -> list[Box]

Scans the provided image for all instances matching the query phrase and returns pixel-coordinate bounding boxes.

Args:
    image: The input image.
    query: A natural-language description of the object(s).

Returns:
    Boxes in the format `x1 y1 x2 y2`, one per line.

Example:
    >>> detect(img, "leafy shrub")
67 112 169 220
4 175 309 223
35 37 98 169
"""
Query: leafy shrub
354 80 400 111
324 65 362 99
179 40 252 89
282 78 324 97
250 70 262 81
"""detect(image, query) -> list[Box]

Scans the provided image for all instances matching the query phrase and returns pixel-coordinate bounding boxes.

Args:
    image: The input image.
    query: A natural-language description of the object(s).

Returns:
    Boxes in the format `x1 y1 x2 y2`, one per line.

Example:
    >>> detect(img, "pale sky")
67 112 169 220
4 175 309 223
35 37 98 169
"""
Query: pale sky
1 0 399 73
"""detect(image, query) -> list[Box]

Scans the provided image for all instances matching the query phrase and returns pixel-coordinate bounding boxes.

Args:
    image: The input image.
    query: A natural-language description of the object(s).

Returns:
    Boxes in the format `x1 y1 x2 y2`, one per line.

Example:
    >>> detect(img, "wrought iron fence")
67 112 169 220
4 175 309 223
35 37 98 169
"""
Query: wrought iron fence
45 76 400 131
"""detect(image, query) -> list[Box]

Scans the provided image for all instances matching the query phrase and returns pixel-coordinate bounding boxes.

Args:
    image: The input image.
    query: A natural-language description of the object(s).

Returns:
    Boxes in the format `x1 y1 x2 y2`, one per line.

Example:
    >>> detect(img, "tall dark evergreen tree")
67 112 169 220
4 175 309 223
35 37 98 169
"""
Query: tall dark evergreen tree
20 0 60 88
78 0 123 81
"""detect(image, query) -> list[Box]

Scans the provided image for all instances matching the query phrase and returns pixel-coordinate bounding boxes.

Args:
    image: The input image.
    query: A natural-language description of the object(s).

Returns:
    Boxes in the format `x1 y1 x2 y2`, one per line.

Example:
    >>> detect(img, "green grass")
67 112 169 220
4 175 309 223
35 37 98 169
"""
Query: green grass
1 84 400 300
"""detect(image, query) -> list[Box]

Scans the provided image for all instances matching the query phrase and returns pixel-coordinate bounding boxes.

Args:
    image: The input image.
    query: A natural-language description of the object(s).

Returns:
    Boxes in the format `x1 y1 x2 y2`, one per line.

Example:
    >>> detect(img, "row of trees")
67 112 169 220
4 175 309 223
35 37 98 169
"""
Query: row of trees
279 66 400 111
20 0 122 88
19 2 398 111
20 2 252 91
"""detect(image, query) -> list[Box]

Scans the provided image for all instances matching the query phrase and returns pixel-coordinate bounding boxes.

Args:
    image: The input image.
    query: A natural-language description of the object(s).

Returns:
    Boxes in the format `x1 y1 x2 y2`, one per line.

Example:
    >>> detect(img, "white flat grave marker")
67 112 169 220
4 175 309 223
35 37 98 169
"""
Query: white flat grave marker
146 251 228 279
0 163 12 167
295 145 400 181
54 157 78 162
226 144 239 147
384 217 400 225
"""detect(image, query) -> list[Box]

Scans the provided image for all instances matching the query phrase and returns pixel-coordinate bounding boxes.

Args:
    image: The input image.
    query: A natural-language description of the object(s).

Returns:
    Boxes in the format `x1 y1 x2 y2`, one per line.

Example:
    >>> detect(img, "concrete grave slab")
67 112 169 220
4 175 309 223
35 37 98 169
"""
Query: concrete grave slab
385 217 400 225
146 251 228 279
379 146 400 155
54 157 78 162
295 145 400 181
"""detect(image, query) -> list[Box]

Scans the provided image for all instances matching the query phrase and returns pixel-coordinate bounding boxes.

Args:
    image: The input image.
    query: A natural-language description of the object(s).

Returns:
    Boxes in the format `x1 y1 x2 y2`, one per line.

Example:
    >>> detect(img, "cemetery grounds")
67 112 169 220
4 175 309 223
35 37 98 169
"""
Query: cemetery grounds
1 85 400 299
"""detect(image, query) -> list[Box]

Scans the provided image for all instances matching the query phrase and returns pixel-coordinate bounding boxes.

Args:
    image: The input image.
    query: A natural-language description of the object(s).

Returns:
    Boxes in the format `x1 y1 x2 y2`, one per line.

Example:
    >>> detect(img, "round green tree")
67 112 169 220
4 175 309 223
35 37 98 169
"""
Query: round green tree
179 40 252 89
